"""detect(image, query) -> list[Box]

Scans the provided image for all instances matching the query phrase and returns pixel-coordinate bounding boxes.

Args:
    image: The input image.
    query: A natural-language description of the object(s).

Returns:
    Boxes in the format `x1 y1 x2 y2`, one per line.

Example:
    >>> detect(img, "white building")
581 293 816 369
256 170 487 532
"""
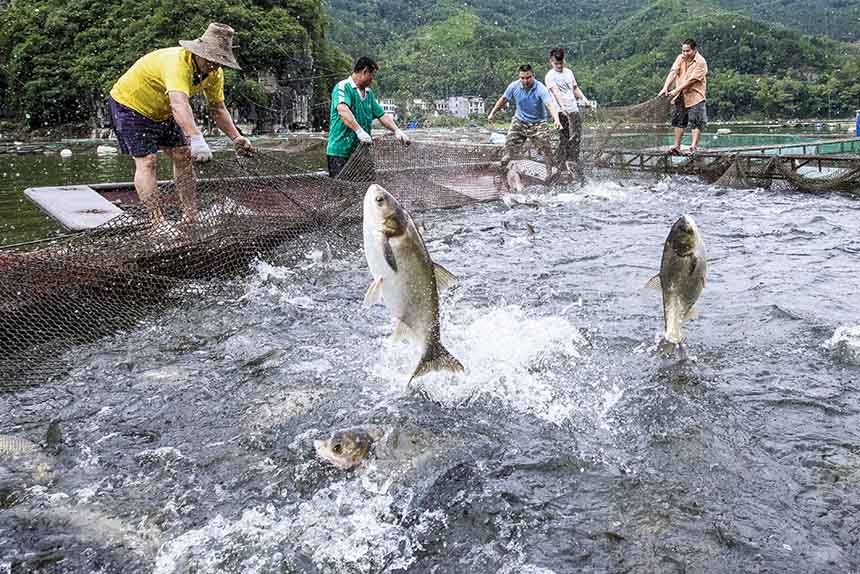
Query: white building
410 98 430 112
434 96 485 118
379 98 400 121
467 96 485 116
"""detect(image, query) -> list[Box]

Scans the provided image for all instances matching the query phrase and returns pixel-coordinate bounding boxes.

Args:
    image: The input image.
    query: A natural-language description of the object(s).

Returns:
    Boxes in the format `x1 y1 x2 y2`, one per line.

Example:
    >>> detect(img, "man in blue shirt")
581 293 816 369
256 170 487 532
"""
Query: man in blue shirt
488 64 562 186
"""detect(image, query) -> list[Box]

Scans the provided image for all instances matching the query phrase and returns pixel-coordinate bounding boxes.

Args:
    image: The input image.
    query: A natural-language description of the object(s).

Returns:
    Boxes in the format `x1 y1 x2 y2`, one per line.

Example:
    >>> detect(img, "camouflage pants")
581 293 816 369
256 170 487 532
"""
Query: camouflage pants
557 111 583 176
500 118 556 171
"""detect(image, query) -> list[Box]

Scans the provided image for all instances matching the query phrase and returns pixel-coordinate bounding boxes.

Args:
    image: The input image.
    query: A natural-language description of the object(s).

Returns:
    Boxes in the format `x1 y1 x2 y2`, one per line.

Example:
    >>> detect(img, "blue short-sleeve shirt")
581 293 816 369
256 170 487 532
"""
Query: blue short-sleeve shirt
504 79 552 124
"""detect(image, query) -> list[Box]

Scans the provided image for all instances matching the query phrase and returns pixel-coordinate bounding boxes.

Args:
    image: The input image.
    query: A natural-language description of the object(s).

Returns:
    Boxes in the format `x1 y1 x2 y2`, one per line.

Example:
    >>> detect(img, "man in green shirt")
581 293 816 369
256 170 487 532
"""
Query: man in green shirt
326 56 410 178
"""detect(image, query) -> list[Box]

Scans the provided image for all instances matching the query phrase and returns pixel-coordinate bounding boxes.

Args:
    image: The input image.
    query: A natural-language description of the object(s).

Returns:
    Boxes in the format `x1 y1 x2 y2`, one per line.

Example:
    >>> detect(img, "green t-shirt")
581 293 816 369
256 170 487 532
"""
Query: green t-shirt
326 77 385 158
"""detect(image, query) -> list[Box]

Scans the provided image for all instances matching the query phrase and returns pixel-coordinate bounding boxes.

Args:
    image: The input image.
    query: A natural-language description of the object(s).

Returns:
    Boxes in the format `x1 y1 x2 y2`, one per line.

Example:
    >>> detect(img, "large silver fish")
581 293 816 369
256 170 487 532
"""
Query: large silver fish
362 184 464 382
313 425 439 473
314 427 383 470
646 214 707 352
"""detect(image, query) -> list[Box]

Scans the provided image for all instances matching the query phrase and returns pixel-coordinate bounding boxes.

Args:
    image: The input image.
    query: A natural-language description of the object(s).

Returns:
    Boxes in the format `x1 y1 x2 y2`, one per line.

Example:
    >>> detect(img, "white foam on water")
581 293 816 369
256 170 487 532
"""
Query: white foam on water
499 564 559 574
140 365 195 384
288 358 332 373
365 305 589 426
823 323 860 364
134 446 190 468
153 476 446 574
243 387 328 431
824 323 860 348
241 260 317 308
502 192 546 208
552 179 629 204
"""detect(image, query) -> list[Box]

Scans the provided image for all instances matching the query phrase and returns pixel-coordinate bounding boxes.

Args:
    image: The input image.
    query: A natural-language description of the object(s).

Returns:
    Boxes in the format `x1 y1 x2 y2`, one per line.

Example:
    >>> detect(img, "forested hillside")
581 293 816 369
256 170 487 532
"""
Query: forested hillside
0 0 351 129
714 0 860 43
0 0 857 128
328 0 860 120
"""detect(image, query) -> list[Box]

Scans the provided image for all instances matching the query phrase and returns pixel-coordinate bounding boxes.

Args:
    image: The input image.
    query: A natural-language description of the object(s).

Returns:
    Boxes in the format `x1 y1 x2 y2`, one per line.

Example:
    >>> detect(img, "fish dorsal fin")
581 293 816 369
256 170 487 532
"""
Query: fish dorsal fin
645 274 662 290
364 277 384 306
683 306 700 321
433 263 458 290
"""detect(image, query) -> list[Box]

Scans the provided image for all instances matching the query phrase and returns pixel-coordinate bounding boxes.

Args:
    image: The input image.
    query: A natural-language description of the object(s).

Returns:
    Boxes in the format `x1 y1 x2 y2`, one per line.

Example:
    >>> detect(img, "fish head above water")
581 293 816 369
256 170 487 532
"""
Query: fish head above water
667 214 701 257
363 184 407 237
314 428 381 469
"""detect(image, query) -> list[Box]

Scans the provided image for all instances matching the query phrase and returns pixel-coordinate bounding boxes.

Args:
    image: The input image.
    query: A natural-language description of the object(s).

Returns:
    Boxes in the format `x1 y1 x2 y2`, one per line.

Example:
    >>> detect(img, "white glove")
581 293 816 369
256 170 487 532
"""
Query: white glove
189 134 212 162
232 135 253 154
394 128 411 146
355 127 373 145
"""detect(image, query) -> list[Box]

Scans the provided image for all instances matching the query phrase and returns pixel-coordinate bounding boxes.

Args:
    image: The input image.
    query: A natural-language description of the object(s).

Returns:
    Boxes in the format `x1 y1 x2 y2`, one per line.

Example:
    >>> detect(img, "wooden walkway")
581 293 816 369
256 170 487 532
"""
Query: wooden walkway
592 147 860 179
642 136 860 157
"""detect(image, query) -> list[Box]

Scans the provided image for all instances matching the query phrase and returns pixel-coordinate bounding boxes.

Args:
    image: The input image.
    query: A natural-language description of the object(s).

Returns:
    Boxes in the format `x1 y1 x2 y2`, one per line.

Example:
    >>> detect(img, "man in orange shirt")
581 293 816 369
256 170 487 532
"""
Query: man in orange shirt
659 38 708 154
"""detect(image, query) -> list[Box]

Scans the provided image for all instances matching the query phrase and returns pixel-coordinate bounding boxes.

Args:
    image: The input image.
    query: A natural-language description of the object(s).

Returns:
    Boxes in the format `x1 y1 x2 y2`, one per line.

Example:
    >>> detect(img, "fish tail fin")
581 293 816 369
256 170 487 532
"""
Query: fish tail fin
409 342 464 383
657 337 688 360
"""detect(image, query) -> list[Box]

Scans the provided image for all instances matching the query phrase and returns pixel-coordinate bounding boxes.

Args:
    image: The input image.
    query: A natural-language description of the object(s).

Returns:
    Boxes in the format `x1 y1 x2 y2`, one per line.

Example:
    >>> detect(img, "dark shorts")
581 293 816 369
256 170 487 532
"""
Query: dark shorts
108 96 187 157
327 154 350 178
557 111 583 168
671 99 707 130
327 153 375 181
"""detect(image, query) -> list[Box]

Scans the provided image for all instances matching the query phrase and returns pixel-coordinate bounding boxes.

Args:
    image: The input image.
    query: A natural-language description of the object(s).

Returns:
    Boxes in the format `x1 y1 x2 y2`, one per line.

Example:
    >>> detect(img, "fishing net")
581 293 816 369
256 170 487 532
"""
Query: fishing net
4 111 859 387
0 139 501 388
710 154 860 193
496 96 670 183
576 95 860 193
712 155 778 189
770 160 860 193
581 96 672 161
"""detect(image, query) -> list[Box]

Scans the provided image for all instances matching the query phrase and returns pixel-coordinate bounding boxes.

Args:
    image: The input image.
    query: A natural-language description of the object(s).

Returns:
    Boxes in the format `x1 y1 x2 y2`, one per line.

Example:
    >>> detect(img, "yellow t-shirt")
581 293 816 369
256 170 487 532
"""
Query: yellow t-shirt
110 47 225 122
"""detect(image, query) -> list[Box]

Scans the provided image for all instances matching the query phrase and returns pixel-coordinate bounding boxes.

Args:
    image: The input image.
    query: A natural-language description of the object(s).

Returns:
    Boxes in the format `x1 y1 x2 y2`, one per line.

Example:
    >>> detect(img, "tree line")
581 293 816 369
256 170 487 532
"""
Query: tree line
0 0 351 130
334 0 860 121
1 0 858 131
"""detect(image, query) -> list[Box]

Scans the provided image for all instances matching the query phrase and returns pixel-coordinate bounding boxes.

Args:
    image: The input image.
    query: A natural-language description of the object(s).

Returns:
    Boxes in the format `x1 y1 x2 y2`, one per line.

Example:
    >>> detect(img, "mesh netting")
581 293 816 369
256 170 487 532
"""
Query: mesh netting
0 139 502 388
4 117 858 387
503 96 670 183
581 96 671 161
710 154 860 193
578 95 860 193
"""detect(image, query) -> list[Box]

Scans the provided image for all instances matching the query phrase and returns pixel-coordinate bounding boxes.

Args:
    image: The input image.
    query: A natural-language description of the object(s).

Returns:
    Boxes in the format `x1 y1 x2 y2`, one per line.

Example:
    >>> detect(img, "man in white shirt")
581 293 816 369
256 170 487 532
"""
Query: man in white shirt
545 47 592 181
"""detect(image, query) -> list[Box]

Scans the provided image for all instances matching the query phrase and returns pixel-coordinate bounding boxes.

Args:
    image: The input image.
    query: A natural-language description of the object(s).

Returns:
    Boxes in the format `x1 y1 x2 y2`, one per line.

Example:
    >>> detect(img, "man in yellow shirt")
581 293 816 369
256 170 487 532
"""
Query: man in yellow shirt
659 38 708 154
108 23 252 225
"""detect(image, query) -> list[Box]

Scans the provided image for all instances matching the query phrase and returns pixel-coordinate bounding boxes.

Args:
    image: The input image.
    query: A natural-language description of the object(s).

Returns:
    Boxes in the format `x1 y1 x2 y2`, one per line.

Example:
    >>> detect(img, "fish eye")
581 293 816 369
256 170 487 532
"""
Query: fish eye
375 195 384 205
332 443 342 454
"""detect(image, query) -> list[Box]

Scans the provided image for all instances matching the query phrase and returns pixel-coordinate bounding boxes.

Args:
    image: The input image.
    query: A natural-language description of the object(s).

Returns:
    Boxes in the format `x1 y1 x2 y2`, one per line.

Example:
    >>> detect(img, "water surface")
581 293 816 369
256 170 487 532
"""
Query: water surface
2 172 859 572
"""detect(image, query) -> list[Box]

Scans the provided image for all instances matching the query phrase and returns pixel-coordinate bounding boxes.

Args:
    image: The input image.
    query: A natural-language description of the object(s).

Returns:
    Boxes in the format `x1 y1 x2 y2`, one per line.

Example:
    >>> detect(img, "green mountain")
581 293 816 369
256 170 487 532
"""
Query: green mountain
713 0 860 43
0 0 351 129
327 0 860 120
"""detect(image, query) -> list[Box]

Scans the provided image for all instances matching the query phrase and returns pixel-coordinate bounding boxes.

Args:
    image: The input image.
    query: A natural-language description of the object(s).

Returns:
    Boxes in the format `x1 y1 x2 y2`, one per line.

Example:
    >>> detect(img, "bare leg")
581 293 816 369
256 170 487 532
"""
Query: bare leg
133 154 163 225
690 128 701 151
162 146 196 223
669 127 684 153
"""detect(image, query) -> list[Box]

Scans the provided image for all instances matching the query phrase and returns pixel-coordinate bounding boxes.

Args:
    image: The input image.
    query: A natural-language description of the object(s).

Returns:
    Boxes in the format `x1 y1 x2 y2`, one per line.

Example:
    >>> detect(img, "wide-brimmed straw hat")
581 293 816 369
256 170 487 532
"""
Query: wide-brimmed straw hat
180 23 242 70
